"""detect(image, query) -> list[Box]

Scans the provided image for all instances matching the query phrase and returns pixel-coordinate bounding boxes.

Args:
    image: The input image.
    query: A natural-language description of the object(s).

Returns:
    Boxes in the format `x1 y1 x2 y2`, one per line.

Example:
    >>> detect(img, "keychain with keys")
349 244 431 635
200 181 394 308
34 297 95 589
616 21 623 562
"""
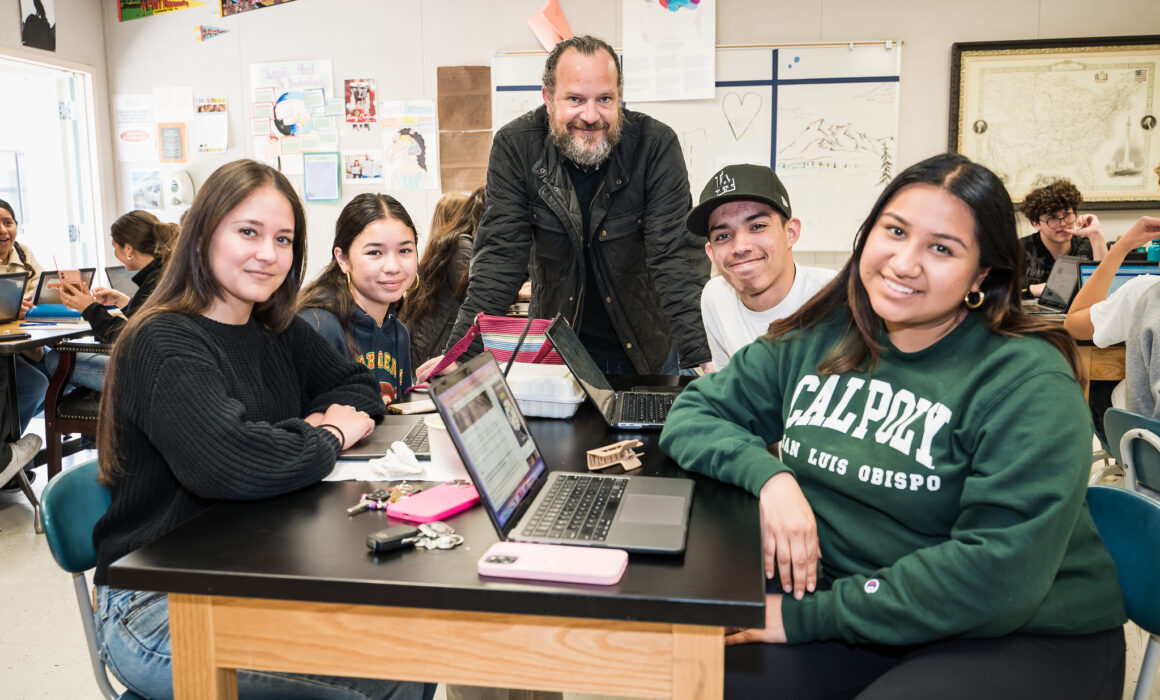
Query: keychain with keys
415 533 465 550
418 521 455 538
347 488 392 515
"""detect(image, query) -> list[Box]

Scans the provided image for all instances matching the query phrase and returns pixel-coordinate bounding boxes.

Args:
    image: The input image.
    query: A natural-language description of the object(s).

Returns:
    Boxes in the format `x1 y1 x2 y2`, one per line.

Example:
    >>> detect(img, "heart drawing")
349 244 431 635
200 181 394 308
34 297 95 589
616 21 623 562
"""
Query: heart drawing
722 92 762 141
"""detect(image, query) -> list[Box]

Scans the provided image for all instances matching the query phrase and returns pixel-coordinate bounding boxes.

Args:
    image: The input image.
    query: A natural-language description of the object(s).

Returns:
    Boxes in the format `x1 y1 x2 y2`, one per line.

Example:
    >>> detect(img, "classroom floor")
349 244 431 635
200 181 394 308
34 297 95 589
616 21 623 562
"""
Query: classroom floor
0 431 1151 699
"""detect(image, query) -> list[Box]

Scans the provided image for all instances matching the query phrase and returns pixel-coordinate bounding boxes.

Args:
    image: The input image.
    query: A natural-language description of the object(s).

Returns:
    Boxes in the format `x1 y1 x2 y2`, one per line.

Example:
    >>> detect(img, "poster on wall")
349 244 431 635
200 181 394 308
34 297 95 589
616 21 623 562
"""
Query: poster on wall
221 0 297 17
114 94 157 162
158 123 188 163
118 0 206 22
380 100 440 191
623 0 715 102
20 0 55 51
129 170 161 210
342 151 384 183
303 152 341 202
345 79 376 129
194 98 228 153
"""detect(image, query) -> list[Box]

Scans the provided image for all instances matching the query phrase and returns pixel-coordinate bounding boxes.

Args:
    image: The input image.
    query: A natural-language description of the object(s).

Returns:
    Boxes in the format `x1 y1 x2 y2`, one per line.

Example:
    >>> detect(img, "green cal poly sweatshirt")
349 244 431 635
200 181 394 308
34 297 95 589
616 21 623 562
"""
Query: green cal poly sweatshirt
659 311 1126 646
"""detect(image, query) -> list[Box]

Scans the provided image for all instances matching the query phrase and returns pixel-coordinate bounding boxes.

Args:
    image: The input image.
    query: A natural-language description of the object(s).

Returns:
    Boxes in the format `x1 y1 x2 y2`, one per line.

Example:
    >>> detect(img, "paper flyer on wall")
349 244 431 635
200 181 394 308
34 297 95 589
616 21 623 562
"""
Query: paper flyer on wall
194 97 228 153
119 0 206 22
342 151 385 183
152 86 193 123
114 94 156 162
622 0 715 102
345 79 376 124
380 100 440 191
129 169 161 210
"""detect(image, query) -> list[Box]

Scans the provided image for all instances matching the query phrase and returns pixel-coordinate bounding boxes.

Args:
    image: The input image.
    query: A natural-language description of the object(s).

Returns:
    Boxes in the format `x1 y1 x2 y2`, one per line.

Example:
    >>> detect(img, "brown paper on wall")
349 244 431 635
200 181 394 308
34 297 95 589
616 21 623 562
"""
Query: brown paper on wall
439 130 491 192
437 66 492 131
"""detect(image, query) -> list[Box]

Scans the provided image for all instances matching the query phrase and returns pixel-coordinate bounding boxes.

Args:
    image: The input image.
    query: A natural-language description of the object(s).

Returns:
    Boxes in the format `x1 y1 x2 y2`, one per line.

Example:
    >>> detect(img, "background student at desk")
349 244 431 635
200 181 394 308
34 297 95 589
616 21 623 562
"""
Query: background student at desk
91 159 429 700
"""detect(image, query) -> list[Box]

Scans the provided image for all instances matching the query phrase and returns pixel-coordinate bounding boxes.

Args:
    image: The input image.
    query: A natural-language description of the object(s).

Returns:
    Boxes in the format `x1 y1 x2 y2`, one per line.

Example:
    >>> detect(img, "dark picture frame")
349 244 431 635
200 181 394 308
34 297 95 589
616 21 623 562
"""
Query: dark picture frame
950 35 1160 209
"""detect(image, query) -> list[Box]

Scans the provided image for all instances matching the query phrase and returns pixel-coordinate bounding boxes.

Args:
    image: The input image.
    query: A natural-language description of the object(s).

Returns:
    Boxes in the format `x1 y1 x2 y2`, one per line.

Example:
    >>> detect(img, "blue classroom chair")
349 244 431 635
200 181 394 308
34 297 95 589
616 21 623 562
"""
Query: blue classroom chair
1087 484 1160 700
39 459 142 700
1104 407 1160 493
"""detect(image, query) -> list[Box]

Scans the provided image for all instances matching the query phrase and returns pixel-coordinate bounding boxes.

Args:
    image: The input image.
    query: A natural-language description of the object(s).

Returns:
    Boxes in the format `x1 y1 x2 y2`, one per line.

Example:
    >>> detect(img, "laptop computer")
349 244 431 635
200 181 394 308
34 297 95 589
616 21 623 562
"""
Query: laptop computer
104 266 139 297
1079 261 1158 295
33 268 96 305
1026 255 1082 314
430 351 693 554
0 271 28 323
340 414 430 459
544 315 680 429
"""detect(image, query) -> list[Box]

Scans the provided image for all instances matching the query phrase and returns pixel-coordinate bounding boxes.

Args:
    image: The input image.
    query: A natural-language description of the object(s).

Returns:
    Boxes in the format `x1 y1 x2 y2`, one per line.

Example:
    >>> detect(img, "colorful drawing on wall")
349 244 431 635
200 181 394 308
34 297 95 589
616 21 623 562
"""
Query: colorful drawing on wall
272 91 312 136
129 170 161 210
20 0 54 51
345 79 376 124
119 0 206 22
381 100 439 191
195 25 230 41
342 151 384 183
221 0 297 17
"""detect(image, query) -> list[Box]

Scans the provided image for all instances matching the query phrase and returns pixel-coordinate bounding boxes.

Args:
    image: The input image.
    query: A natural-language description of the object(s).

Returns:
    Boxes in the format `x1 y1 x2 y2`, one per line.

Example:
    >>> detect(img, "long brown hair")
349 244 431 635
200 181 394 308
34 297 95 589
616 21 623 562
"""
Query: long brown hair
97 160 308 484
297 193 418 359
768 153 1081 380
111 210 179 264
399 187 485 325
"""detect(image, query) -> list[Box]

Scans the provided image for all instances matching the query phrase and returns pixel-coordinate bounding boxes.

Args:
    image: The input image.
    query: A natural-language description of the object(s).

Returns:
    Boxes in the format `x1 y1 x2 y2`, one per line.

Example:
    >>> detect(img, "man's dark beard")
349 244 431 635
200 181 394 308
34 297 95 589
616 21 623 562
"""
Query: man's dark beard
549 111 623 168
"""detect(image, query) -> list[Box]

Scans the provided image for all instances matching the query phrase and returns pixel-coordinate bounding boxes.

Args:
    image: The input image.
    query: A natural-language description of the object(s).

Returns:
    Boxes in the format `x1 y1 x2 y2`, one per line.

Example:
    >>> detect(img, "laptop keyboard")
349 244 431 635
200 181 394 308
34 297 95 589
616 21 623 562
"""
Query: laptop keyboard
522 474 627 542
620 392 676 423
403 421 429 455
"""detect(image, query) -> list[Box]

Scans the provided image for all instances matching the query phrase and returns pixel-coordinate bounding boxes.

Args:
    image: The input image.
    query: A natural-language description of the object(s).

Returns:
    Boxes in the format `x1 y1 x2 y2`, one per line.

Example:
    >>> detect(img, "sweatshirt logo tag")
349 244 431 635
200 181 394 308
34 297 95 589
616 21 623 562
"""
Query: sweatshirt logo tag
864 579 880 594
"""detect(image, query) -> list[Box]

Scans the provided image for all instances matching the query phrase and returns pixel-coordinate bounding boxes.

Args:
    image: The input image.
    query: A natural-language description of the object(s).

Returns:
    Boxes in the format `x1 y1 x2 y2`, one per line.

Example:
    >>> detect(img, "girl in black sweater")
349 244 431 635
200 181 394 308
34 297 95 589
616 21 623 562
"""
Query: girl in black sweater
91 159 430 700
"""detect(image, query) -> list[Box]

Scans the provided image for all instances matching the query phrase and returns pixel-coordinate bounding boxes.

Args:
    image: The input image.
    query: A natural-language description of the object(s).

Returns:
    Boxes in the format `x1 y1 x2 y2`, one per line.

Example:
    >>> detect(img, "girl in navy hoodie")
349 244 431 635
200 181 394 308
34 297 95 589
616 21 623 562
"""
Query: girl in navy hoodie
299 193 418 403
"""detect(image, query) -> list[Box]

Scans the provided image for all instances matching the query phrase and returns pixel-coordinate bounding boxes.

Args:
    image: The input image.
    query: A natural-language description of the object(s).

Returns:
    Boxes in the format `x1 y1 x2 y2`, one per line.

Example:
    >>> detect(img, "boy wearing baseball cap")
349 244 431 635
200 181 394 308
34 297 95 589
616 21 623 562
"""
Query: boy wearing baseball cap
689 164 835 370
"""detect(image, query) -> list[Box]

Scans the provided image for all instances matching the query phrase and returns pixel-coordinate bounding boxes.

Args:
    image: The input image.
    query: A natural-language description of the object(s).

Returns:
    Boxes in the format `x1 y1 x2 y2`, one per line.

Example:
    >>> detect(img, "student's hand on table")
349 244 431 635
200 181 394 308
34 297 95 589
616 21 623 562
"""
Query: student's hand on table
18 293 32 319
91 286 130 308
1028 282 1046 298
759 472 819 601
415 354 457 383
303 412 325 427
725 593 787 645
319 404 373 449
59 280 96 312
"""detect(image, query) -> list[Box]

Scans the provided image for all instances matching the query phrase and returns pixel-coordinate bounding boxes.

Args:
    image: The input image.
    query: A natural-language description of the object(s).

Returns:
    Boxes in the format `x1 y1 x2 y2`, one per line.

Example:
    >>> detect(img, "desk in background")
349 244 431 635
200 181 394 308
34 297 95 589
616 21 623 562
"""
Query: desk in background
0 321 91 443
109 376 764 699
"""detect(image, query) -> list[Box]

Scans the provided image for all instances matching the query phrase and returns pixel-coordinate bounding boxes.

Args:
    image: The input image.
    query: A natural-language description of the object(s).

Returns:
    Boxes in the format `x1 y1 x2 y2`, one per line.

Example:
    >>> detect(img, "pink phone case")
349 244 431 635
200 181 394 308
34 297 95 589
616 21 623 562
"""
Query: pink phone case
477 541 628 585
386 481 479 523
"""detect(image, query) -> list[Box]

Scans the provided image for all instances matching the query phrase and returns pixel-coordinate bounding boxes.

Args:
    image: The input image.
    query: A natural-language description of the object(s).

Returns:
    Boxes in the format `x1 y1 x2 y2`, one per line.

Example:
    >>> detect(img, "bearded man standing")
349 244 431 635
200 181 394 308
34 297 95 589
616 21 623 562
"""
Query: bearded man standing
421 35 710 379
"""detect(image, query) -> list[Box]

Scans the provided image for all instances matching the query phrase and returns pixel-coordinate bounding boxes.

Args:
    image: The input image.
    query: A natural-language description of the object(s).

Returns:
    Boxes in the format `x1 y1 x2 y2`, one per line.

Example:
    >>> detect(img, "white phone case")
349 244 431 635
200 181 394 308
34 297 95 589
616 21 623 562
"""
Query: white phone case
477 541 628 585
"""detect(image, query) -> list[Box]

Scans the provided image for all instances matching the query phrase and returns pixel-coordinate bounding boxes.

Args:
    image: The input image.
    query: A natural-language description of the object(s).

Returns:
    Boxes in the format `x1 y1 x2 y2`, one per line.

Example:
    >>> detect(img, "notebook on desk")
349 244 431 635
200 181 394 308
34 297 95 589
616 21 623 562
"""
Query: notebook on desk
430 351 693 554
544 314 681 429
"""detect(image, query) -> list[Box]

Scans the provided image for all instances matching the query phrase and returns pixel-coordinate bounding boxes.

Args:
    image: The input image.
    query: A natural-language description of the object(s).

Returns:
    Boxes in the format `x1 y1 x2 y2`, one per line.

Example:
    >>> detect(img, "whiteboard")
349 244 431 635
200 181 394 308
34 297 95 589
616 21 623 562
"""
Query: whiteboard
494 43 901 252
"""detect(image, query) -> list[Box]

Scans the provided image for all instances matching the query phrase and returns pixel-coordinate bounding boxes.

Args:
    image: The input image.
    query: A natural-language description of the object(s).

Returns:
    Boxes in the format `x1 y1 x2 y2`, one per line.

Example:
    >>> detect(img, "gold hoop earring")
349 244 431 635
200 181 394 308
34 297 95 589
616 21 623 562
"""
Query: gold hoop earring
345 271 353 290
964 290 984 309
407 273 420 293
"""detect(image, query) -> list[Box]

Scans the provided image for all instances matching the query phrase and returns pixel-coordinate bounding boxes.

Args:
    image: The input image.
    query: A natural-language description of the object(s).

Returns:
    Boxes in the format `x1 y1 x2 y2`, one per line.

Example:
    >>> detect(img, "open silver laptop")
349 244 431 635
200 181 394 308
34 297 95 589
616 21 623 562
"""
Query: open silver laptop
0 272 28 323
1026 255 1081 315
545 315 680 429
32 268 96 305
104 266 139 297
430 351 693 554
340 414 430 459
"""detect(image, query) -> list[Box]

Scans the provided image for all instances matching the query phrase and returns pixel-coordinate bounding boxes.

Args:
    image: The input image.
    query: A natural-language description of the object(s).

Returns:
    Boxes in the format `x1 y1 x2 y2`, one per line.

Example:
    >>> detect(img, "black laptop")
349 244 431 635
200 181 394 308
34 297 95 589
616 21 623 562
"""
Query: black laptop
544 315 680 429
0 271 28 323
1026 255 1082 314
32 268 97 305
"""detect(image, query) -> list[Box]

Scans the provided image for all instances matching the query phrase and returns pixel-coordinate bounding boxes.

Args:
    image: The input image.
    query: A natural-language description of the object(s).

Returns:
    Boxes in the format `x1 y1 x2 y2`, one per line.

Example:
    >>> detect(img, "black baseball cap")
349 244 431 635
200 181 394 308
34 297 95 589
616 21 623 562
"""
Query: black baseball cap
686 163 792 238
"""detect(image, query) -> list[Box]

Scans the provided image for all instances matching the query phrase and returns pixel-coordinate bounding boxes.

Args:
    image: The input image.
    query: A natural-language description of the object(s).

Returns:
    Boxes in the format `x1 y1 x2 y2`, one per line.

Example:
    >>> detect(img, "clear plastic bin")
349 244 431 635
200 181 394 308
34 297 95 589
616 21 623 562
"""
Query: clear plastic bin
506 364 584 419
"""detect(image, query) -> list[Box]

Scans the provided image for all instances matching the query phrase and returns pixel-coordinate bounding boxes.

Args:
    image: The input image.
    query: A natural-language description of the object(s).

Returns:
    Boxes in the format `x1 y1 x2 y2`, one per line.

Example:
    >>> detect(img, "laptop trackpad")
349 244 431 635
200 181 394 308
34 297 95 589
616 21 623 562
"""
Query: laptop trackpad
620 494 686 525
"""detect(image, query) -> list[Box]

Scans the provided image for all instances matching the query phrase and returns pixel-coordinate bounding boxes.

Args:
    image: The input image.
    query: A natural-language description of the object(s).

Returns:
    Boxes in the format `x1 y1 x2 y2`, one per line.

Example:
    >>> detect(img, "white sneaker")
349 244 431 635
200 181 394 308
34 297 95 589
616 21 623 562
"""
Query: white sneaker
0 434 43 489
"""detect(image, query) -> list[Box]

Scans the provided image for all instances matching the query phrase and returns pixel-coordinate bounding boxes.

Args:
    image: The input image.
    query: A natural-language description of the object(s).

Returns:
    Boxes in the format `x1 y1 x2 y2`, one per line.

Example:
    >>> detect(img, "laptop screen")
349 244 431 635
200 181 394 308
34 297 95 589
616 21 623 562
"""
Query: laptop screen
35 268 96 305
105 266 139 297
1079 261 1158 295
1039 256 1081 310
432 354 546 530
0 272 28 323
545 316 618 417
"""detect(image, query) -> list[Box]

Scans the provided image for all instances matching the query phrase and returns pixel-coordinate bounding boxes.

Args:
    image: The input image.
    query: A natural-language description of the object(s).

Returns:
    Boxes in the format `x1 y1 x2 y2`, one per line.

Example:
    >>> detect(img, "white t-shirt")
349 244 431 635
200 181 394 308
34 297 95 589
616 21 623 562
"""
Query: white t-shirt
700 263 837 369
1090 274 1160 347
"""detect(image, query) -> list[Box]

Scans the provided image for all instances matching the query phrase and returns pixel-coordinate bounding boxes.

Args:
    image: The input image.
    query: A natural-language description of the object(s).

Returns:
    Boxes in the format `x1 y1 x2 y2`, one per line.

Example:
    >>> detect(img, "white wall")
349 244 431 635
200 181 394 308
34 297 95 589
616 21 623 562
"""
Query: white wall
0 0 115 269
100 0 1160 274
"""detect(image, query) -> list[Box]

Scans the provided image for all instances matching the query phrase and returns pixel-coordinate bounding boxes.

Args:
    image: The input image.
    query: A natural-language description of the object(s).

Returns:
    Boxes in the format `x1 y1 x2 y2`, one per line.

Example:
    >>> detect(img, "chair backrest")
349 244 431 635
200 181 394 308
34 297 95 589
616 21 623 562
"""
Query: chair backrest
1087 484 1160 635
41 460 110 574
1104 408 1160 490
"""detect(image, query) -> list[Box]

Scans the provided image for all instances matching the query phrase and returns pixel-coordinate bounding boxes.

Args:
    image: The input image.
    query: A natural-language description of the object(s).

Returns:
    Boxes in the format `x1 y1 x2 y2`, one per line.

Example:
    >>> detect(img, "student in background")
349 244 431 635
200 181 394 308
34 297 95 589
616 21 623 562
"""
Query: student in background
91 159 430 700
53 210 179 390
299 193 418 403
661 154 1126 699
1064 215 1160 415
401 187 485 367
689 164 835 370
1019 179 1106 298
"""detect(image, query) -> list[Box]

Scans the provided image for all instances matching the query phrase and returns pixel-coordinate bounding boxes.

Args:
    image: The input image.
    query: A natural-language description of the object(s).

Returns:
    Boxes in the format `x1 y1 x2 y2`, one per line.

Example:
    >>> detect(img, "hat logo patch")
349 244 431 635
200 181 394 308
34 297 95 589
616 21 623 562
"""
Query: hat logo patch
714 171 736 196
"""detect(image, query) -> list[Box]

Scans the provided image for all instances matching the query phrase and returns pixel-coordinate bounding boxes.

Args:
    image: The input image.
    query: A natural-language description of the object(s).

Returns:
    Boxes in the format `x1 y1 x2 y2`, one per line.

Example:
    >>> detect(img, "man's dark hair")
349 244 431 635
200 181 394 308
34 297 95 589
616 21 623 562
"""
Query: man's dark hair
541 35 622 98
1021 179 1083 224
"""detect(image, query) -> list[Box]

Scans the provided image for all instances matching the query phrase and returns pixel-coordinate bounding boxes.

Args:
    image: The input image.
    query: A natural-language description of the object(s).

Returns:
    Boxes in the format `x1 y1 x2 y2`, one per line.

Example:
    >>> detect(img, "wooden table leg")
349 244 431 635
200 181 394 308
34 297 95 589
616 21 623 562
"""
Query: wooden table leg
170 594 238 700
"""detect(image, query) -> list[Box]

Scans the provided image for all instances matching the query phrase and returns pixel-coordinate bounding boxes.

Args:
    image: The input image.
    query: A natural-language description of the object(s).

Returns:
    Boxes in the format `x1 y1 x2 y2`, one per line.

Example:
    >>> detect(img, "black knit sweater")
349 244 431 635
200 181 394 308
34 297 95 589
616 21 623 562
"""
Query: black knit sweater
93 312 383 584
81 258 163 343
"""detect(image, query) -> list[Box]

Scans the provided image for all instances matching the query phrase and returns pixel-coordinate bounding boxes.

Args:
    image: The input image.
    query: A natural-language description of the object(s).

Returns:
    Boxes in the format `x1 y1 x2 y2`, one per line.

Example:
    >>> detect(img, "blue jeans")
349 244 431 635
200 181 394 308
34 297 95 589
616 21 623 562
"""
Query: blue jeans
43 350 107 392
14 355 47 433
96 586 434 700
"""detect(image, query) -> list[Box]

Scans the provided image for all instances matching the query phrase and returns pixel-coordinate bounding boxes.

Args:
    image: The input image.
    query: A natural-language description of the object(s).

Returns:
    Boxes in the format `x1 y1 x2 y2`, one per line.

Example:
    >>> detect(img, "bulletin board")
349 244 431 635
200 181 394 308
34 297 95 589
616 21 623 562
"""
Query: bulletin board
493 42 902 252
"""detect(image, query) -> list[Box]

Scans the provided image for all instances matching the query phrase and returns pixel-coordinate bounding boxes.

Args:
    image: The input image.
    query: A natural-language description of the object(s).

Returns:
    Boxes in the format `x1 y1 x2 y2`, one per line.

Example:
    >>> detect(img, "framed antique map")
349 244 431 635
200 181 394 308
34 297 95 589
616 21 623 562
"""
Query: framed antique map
950 35 1160 209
